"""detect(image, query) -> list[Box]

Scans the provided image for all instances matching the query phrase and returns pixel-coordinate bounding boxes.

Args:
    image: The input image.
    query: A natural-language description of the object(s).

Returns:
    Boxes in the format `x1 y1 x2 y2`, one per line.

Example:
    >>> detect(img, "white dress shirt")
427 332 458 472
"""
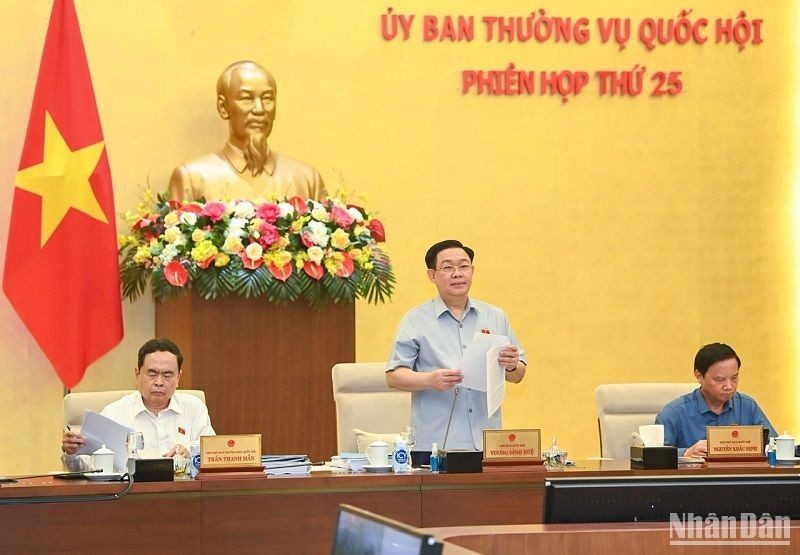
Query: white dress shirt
63 391 215 471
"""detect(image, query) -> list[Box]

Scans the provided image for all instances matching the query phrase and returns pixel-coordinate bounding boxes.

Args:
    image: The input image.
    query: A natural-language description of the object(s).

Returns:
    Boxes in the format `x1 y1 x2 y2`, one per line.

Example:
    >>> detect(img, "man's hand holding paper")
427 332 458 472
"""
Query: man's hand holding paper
430 369 463 391
61 430 86 455
459 333 509 391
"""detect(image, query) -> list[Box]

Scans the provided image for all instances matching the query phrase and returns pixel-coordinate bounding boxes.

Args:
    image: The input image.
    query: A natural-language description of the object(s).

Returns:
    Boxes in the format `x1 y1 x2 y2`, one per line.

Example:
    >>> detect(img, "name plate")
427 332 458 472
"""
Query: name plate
706 426 764 459
483 429 541 463
201 434 262 469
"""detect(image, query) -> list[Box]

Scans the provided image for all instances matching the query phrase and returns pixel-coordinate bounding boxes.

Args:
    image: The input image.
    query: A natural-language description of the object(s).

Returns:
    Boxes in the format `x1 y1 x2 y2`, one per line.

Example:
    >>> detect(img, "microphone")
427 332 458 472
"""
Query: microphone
441 386 461 451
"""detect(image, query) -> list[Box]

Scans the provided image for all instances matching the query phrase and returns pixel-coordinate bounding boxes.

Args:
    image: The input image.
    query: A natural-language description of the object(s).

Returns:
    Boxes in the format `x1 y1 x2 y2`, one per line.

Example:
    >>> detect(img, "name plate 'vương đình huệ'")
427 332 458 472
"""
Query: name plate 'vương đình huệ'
482 429 543 466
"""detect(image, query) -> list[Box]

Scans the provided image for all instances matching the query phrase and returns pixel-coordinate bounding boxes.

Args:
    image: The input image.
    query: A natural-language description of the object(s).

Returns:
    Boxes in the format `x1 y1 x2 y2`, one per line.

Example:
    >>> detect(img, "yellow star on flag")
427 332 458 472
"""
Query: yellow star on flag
15 111 108 247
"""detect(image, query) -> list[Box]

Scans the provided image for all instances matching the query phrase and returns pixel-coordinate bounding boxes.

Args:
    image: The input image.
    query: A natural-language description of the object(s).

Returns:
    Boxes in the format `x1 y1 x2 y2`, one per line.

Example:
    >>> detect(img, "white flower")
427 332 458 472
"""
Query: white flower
278 202 294 218
164 226 186 245
311 205 330 222
164 212 179 227
347 207 364 222
234 201 256 219
307 246 324 264
180 212 198 226
222 235 244 254
226 217 247 239
160 244 179 264
245 242 263 261
307 220 330 247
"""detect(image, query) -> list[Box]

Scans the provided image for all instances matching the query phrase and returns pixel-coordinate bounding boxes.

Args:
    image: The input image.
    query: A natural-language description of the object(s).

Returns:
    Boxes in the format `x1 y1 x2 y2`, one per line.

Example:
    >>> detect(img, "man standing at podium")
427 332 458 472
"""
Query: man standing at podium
655 342 776 458
169 60 327 203
61 338 215 471
386 240 527 466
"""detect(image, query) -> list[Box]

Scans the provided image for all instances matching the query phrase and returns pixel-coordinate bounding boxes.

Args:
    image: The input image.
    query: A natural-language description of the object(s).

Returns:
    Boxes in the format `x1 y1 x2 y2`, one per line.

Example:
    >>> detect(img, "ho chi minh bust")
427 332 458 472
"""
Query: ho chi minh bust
169 61 327 202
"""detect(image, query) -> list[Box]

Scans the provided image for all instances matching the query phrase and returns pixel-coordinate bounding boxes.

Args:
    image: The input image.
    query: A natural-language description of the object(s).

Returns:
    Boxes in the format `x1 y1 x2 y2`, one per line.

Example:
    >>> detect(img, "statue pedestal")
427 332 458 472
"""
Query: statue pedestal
155 292 354 462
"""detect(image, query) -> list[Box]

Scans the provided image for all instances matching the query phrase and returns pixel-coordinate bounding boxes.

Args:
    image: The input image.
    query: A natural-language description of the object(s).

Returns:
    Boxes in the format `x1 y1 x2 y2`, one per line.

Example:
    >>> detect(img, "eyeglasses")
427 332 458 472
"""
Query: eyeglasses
437 264 473 276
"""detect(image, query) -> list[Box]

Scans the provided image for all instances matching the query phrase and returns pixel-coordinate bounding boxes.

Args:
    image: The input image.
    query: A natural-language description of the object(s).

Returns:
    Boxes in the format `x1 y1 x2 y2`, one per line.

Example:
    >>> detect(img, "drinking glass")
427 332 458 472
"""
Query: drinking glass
402 425 416 466
174 455 190 479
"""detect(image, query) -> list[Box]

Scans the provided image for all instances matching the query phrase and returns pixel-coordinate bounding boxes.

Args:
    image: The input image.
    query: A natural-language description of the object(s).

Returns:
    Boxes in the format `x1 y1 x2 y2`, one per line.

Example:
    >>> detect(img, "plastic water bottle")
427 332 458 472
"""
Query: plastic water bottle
766 437 778 467
429 442 440 473
190 441 201 478
392 436 409 473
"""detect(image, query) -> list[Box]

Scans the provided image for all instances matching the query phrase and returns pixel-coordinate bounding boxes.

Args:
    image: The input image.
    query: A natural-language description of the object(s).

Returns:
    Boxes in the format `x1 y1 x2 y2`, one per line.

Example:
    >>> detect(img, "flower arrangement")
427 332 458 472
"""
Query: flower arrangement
119 191 395 309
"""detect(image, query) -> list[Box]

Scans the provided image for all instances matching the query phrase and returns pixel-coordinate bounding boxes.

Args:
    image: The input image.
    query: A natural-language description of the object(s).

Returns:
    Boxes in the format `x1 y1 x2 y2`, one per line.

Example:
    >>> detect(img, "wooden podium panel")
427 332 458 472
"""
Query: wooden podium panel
155 292 355 462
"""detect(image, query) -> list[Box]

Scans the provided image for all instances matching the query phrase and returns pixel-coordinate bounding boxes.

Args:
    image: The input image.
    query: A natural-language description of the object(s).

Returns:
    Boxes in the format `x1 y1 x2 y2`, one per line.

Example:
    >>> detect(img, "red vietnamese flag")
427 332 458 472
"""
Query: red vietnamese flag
3 0 122 388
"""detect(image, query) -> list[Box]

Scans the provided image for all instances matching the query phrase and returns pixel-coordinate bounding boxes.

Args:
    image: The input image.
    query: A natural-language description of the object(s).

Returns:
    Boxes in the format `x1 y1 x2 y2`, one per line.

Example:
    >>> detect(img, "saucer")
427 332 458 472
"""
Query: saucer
85 472 125 481
776 456 800 465
363 464 392 473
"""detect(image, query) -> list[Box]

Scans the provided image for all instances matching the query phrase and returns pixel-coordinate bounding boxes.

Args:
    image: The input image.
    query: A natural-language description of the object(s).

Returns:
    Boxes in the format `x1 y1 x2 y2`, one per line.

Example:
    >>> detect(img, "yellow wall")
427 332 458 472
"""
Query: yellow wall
0 0 796 473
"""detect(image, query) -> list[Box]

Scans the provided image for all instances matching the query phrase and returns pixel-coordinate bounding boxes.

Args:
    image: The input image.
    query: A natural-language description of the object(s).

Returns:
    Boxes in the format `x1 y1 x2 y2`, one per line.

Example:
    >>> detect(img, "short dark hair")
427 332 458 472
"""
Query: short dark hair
694 343 740 376
424 239 475 270
138 338 184 370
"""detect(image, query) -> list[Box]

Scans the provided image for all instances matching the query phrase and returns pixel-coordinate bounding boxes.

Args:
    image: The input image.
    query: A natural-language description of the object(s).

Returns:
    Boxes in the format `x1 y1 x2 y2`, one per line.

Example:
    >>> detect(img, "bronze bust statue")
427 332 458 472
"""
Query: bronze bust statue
169 61 327 202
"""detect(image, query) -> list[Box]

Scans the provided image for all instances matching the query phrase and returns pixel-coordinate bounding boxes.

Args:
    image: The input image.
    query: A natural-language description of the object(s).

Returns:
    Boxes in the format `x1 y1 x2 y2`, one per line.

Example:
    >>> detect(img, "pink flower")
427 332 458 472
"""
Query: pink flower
301 231 315 248
256 202 281 223
202 201 227 222
330 205 354 229
259 222 280 247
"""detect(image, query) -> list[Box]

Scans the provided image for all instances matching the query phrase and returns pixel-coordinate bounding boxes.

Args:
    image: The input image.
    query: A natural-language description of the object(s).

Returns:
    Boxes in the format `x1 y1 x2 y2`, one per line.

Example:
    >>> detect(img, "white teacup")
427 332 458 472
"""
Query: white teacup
775 432 795 460
366 440 389 466
92 444 115 473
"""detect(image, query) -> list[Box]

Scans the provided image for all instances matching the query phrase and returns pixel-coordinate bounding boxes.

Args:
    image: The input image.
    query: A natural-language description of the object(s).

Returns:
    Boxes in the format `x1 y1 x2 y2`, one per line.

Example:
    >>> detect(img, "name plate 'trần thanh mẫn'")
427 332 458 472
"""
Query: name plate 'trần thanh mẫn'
200 434 262 470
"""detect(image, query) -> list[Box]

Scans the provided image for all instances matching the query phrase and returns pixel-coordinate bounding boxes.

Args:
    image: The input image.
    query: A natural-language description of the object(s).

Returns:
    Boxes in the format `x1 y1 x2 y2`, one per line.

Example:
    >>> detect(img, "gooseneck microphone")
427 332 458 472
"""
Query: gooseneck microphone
441 386 461 451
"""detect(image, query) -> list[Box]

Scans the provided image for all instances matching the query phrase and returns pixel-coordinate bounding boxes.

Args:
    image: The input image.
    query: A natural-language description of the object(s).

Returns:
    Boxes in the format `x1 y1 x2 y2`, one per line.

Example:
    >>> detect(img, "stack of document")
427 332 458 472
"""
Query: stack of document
330 453 369 472
262 454 311 475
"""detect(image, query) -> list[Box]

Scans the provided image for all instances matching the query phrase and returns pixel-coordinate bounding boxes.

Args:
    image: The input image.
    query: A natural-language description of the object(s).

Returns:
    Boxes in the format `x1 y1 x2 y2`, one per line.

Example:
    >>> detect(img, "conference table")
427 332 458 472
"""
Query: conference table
1 459 798 554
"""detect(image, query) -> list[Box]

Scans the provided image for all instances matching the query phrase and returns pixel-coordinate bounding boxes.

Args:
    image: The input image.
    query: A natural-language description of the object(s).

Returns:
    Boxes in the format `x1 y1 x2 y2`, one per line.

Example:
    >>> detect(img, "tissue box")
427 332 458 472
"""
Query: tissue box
630 446 678 470
439 449 483 473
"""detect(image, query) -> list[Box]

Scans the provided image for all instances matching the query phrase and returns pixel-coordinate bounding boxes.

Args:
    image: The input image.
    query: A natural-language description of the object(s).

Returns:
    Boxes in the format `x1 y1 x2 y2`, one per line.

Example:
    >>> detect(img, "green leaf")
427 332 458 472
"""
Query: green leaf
193 265 233 299
230 264 271 298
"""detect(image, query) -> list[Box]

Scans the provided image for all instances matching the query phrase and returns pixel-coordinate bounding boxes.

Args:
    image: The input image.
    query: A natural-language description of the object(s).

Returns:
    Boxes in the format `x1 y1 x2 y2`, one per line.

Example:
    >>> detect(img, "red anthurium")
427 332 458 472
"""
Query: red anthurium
288 196 308 215
240 251 263 270
196 255 215 269
303 260 324 281
368 219 386 242
335 253 355 278
181 203 203 214
268 262 293 282
164 260 188 287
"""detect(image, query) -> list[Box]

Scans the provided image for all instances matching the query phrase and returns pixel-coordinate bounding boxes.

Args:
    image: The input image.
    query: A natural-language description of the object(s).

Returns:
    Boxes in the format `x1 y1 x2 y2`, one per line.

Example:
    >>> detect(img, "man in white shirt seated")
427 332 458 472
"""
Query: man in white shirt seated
61 338 215 471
